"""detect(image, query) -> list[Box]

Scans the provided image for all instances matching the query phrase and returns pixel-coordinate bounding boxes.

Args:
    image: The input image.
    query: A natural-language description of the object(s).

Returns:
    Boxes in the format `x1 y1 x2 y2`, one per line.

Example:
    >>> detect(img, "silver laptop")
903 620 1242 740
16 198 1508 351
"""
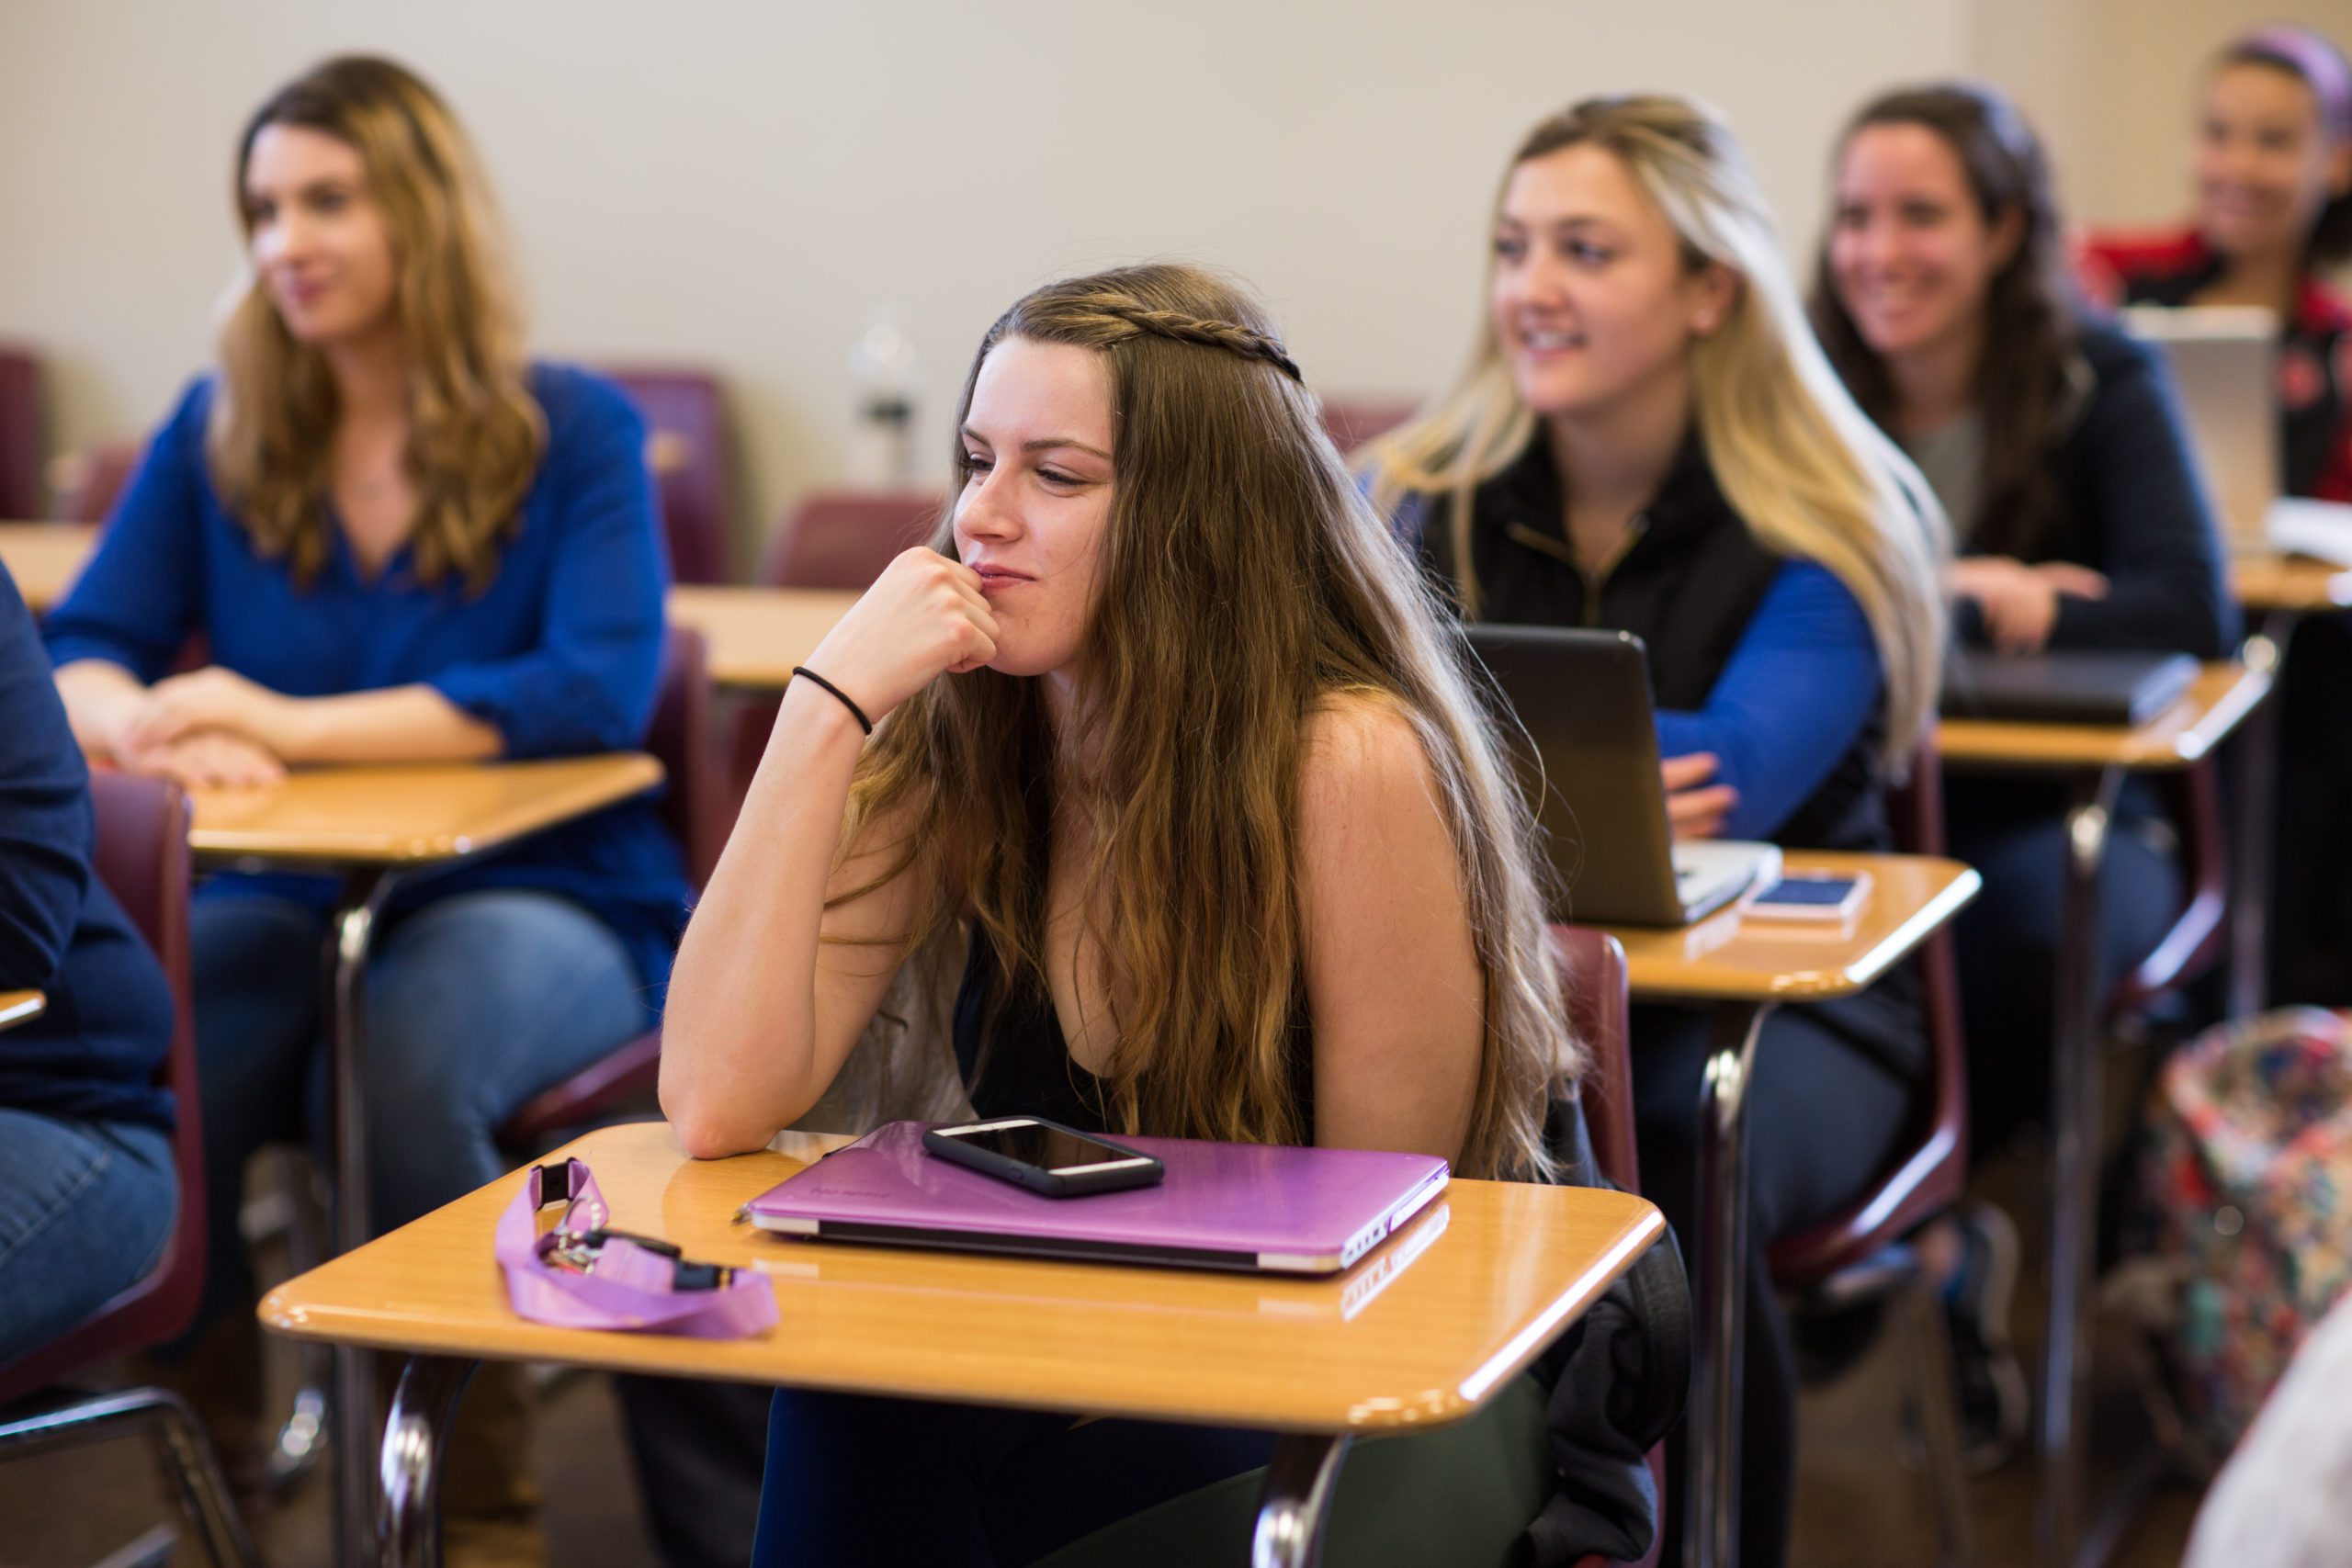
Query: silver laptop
1466 626 1779 928
2121 305 2278 552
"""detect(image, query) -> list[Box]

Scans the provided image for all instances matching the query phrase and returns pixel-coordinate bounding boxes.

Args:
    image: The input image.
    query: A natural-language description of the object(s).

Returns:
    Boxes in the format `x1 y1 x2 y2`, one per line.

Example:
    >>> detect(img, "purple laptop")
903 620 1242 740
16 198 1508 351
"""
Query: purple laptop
744 1121 1451 1276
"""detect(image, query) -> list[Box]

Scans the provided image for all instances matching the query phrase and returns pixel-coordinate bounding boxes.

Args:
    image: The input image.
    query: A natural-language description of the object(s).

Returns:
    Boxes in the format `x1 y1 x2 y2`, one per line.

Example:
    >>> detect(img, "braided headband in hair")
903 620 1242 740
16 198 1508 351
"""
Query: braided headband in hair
1079 295 1306 384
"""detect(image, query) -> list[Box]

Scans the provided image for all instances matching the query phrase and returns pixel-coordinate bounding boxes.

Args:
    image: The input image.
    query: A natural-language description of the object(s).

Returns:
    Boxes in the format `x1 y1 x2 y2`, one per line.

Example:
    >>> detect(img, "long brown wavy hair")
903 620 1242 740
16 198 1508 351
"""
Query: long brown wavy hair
841 264 1572 1180
1813 83 2081 561
208 55 543 592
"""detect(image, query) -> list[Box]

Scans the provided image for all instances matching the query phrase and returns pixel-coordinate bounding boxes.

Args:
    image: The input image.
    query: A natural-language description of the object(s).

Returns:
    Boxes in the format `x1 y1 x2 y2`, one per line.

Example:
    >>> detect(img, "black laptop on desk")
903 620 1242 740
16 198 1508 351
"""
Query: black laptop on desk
1466 626 1779 928
1941 648 2199 727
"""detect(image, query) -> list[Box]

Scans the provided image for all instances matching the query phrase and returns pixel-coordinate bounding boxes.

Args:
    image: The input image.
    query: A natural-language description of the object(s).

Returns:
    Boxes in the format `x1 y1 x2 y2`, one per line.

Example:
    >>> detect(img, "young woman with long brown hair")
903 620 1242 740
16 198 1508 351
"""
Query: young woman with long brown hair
1815 80 2234 1468
1361 94 1945 1567
661 262 1588 1562
42 56 683 1562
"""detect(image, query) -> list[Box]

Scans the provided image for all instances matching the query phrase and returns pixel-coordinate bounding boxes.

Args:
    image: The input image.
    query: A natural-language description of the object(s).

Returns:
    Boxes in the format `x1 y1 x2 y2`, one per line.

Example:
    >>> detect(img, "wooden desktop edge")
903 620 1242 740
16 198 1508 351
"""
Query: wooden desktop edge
1937 661 2271 772
257 1130 1668 1435
1610 855 1982 1005
0 990 45 1032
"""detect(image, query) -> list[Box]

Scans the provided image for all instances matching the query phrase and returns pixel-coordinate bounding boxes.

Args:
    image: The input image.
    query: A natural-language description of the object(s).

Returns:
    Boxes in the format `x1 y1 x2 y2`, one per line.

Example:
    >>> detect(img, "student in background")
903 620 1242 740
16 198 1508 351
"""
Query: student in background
1361 95 1945 1567
2079 26 2352 500
2080 26 2352 1004
42 56 684 1564
1815 80 2235 1466
662 263 1633 1564
0 558 177 1367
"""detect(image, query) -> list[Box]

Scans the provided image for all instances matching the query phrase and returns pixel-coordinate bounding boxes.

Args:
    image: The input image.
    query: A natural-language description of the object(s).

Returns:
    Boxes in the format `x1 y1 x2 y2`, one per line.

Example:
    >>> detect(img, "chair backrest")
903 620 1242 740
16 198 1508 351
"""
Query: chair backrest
604 367 736 586
0 348 42 520
1549 925 1637 1195
649 624 722 891
1768 736 1967 1283
0 773 202 1403
49 441 140 525
1317 394 1421 455
763 488 944 592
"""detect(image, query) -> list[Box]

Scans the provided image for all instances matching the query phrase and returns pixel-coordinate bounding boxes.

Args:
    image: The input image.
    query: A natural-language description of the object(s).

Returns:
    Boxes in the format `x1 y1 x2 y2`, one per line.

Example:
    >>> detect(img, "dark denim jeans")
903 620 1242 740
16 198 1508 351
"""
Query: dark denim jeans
0 1111 174 1362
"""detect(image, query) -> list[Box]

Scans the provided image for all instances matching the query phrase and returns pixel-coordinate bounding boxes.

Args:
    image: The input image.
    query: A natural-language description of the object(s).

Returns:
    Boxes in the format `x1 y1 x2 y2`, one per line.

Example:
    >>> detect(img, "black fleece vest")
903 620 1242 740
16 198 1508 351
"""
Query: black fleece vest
1418 434 1892 857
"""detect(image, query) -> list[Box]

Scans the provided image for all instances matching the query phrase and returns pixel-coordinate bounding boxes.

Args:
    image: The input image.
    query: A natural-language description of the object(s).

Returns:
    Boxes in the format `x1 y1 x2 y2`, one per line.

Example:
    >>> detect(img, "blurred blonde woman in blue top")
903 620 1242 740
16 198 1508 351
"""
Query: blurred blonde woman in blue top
44 56 684 1562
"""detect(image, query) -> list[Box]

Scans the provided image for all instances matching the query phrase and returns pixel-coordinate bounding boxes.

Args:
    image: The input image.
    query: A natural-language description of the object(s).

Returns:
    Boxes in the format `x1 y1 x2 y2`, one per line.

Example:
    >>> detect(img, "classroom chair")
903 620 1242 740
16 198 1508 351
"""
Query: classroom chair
48 441 138 525
1767 739 1977 1566
1317 394 1421 455
604 367 737 585
1029 927 1671 1568
761 486 943 592
721 486 945 813
496 622 720 1144
0 348 42 520
0 773 259 1568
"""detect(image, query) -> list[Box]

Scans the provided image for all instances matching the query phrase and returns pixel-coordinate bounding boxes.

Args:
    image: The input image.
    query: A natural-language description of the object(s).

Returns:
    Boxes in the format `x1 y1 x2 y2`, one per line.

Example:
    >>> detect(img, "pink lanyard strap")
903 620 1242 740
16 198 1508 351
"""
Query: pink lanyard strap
494 1158 778 1338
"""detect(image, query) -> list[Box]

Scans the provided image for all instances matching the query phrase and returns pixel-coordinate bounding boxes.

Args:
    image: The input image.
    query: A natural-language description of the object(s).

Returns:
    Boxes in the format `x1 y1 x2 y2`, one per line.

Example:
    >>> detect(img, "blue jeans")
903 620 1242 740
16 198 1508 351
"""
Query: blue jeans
0 1111 175 1363
188 888 652 1326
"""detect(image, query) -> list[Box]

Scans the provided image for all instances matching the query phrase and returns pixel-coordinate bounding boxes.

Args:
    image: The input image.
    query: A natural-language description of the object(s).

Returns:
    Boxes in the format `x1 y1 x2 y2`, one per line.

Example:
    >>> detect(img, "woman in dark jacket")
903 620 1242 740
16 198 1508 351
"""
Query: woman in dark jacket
0 558 176 1366
1815 80 2236 1467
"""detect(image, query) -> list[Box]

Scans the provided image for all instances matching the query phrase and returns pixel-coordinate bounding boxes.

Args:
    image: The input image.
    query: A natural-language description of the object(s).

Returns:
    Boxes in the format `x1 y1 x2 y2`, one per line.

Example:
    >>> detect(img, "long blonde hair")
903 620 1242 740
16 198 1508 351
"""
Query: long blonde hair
842 264 1571 1180
209 55 543 592
1365 95 1947 761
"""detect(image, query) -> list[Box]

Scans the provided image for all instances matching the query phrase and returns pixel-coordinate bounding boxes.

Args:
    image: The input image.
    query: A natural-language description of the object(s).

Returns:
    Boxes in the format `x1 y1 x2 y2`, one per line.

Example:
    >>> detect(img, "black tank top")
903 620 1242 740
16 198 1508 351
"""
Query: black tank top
950 931 1313 1136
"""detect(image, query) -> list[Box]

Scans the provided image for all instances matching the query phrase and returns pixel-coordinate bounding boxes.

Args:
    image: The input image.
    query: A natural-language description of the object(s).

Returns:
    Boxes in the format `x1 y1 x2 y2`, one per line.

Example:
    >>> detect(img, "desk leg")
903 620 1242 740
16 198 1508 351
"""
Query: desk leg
1251 1432 1352 1568
2227 614 2289 1020
2036 768 2119 1568
378 1355 477 1568
327 869 401 1568
1683 999 1770 1568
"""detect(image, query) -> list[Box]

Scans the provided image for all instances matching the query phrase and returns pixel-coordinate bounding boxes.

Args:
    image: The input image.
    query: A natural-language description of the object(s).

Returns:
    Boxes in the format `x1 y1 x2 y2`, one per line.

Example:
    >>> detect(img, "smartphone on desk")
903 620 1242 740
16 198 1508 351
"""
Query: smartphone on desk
1745 871 1873 924
922 1116 1165 1197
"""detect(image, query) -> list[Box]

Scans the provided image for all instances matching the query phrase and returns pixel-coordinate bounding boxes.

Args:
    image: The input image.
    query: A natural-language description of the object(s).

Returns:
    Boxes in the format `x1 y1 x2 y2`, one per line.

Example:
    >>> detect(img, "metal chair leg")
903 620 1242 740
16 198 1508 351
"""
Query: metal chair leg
379 1355 479 1568
268 1146 332 1490
0 1386 261 1568
1900 1274 1981 1568
1250 1432 1352 1568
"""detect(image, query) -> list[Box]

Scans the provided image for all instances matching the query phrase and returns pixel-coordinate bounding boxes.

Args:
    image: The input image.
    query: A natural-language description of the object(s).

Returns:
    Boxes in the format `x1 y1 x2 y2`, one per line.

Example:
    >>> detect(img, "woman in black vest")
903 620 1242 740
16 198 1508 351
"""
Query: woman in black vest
1363 96 1945 1568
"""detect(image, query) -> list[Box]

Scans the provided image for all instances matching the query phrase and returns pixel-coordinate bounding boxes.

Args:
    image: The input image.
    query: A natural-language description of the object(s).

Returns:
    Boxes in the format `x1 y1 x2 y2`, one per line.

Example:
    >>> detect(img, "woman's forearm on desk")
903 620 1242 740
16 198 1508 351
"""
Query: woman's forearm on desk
277 685 503 763
660 681 885 1157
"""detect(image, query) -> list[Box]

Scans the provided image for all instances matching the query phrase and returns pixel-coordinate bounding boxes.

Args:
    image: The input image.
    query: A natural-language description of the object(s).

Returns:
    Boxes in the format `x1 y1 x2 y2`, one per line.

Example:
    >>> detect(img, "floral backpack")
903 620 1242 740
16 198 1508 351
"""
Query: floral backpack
2131 1008 2352 1472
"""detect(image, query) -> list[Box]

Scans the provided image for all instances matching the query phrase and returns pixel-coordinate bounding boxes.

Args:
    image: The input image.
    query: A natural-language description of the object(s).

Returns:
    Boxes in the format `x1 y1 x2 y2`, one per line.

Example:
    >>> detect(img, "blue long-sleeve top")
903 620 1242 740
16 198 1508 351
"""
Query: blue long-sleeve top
1654 559 1883 842
43 364 688 1011
0 561 175 1129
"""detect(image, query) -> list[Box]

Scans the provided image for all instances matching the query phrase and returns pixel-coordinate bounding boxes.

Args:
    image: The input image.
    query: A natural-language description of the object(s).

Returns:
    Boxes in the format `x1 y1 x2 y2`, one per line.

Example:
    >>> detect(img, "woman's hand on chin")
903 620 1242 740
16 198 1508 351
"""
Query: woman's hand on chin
799 548 1001 721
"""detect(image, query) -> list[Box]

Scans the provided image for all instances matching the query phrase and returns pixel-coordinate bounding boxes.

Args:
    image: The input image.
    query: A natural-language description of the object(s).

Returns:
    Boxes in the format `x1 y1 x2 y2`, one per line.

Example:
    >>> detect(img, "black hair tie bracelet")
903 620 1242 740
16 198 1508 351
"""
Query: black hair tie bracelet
790 666 874 735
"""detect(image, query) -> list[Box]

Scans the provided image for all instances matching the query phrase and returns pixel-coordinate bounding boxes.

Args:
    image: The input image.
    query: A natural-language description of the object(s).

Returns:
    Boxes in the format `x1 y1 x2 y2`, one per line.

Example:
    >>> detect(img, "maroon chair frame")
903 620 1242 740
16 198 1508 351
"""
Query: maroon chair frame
0 773 257 1564
604 367 737 586
1550 925 1667 1568
497 624 717 1144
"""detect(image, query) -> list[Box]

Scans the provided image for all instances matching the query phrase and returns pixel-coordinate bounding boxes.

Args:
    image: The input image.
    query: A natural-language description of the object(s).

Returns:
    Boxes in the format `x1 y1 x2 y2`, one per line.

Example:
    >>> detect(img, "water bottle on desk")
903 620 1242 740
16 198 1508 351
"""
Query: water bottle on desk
850 310 918 488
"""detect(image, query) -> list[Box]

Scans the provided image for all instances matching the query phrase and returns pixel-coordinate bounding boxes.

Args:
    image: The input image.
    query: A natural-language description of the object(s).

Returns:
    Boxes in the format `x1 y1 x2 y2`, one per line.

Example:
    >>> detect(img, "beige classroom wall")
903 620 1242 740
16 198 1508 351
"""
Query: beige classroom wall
27 2 2345 562
0 0 1976 558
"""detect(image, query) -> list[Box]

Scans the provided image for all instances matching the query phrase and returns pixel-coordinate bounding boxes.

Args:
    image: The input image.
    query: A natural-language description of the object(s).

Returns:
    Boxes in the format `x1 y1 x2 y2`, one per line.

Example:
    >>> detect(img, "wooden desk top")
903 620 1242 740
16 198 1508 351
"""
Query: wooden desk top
188 754 662 868
0 521 98 612
1937 660 2270 772
2233 553 2352 615
1587 851 1980 1005
261 1121 1664 1434
667 585 859 693
0 991 45 1032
